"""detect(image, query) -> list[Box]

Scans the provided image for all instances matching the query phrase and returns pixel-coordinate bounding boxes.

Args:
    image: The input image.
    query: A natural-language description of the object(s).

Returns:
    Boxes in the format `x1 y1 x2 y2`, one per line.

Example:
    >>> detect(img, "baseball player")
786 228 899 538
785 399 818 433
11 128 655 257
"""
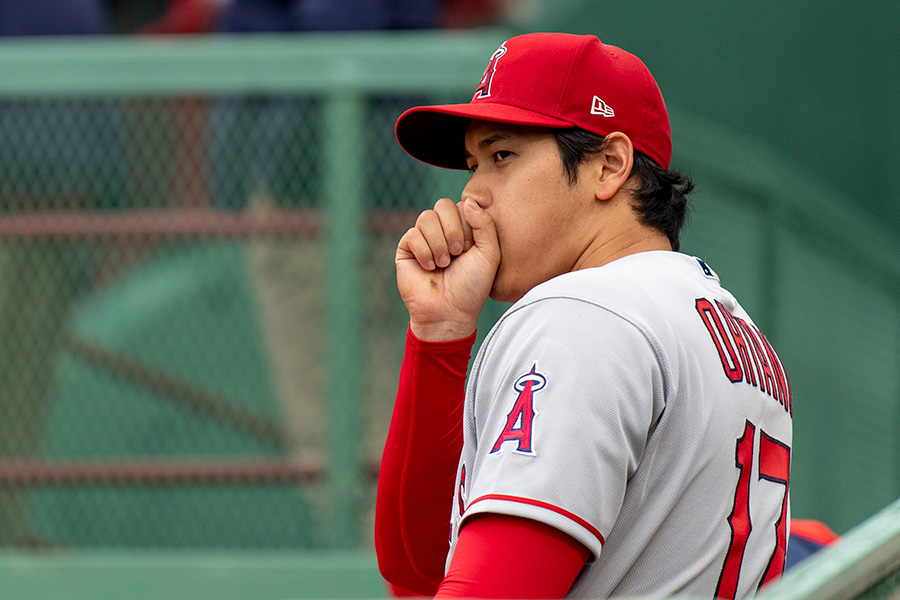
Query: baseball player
375 32 793 599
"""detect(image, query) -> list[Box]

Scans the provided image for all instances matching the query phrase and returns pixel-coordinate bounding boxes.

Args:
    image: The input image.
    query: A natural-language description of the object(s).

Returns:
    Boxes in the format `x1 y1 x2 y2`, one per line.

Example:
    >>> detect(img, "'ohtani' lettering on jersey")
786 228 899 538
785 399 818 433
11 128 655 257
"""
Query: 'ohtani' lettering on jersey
695 298 793 416
490 365 545 455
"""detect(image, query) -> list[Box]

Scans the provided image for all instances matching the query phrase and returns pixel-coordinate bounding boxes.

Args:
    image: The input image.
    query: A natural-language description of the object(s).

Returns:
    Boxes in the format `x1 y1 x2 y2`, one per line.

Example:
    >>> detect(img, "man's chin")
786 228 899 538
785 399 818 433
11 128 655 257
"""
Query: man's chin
488 281 526 304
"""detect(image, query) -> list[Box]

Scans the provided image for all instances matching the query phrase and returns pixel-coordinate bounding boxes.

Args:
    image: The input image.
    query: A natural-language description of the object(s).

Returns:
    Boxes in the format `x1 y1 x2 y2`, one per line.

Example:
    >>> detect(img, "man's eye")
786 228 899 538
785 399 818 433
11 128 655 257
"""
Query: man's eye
493 150 512 163
467 163 478 173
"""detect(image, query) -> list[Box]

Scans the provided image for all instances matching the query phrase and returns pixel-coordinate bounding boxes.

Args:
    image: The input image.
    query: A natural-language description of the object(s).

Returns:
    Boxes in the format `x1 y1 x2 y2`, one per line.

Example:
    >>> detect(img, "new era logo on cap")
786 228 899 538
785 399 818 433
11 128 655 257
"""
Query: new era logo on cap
590 96 615 118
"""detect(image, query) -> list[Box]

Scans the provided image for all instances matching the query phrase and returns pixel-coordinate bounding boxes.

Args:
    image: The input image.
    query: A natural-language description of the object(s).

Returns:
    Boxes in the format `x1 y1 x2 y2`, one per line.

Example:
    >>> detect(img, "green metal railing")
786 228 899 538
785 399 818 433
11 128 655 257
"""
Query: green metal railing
759 497 900 600
0 32 503 97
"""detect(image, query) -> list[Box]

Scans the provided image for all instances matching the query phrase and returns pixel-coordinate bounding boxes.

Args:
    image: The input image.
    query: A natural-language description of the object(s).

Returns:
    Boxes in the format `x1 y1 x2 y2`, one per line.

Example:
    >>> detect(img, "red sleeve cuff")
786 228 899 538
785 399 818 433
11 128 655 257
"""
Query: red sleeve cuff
436 514 590 599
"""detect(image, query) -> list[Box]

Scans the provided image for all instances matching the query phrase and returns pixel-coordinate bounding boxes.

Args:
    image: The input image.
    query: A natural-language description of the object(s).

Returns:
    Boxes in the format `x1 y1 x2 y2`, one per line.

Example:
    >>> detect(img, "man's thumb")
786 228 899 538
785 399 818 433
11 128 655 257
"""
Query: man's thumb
464 198 500 258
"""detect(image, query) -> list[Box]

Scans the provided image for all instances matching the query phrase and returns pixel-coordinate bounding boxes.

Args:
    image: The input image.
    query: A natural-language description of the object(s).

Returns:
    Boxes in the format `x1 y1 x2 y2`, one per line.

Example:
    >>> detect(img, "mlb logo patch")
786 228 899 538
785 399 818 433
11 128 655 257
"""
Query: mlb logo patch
695 258 719 281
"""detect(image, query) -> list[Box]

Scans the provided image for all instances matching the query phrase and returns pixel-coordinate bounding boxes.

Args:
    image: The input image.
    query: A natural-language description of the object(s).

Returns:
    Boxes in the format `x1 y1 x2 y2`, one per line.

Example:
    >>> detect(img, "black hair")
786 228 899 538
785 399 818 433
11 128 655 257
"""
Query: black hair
551 128 694 251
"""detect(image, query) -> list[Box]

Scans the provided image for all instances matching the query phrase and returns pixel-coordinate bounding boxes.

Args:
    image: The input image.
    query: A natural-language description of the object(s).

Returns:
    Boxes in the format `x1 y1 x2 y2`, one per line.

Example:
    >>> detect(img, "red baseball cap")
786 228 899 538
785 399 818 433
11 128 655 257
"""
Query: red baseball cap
395 32 672 170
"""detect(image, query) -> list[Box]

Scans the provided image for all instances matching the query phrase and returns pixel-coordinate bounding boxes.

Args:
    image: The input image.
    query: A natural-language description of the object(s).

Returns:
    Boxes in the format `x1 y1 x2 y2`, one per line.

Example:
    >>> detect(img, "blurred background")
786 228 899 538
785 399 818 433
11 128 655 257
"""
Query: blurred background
0 0 897 598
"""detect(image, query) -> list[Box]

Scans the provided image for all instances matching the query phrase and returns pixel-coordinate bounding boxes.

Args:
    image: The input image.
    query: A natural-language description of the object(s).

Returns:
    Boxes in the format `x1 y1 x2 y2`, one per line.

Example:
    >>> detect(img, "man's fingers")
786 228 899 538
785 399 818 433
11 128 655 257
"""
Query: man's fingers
398 198 487 273
434 197 466 259
398 226 436 271
414 209 451 268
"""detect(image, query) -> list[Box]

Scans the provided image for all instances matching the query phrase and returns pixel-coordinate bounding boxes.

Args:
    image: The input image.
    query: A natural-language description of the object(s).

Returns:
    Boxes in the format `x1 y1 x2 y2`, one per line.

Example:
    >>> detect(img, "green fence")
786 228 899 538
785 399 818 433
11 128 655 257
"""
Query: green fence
0 31 504 554
0 29 898 597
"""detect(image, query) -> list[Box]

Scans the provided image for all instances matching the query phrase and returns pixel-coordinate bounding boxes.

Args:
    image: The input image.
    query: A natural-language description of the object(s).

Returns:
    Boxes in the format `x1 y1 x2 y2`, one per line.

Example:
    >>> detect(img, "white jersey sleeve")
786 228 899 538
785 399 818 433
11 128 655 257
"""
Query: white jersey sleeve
459 298 665 559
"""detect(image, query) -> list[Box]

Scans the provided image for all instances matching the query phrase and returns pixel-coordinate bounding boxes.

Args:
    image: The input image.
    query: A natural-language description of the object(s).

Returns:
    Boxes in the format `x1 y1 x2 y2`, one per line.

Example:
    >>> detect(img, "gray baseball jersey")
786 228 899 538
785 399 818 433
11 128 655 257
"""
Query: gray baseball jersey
448 251 792 599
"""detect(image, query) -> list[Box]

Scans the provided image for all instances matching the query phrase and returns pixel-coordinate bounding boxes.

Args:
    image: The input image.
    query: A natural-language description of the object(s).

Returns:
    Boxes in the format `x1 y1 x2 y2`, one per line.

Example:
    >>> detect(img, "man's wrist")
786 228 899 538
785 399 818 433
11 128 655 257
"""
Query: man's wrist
409 321 477 343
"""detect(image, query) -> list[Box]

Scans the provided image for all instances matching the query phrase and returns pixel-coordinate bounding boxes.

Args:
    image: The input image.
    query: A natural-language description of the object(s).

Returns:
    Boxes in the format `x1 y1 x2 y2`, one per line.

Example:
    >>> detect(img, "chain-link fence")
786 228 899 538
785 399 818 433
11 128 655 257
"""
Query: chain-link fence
0 34 494 551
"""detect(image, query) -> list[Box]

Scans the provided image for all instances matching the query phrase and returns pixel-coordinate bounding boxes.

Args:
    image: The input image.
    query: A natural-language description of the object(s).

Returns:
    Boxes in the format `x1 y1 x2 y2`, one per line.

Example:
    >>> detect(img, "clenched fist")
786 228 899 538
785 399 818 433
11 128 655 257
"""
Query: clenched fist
395 197 501 341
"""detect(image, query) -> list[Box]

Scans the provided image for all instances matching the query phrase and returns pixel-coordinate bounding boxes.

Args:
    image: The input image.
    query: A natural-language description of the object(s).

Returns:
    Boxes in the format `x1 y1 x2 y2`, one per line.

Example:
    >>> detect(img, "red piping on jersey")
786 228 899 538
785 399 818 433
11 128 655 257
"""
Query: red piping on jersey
467 494 605 546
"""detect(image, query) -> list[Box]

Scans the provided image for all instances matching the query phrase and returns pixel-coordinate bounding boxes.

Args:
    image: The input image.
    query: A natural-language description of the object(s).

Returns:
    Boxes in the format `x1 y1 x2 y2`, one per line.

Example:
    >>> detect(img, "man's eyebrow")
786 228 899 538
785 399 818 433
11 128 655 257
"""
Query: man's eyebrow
463 132 513 159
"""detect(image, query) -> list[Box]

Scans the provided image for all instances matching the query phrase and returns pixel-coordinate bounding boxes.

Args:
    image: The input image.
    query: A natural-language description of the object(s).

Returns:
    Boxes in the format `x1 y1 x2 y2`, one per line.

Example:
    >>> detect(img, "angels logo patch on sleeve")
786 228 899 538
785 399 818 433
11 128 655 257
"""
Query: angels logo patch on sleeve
490 365 545 455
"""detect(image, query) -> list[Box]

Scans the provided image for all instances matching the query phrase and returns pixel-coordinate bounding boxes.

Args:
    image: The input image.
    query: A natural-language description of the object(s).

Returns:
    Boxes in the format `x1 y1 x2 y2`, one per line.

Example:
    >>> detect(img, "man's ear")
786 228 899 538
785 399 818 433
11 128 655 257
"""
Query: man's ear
588 132 634 201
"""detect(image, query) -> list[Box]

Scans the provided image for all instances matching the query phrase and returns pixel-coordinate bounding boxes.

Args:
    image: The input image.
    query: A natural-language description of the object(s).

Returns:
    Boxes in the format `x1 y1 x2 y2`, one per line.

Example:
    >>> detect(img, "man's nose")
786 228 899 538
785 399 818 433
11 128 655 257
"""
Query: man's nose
461 176 491 209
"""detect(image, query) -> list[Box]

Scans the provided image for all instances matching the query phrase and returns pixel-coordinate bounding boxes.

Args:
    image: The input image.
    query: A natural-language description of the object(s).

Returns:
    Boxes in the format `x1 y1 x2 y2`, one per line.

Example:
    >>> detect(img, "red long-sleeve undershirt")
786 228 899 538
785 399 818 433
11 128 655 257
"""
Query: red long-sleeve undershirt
375 326 474 595
375 326 589 598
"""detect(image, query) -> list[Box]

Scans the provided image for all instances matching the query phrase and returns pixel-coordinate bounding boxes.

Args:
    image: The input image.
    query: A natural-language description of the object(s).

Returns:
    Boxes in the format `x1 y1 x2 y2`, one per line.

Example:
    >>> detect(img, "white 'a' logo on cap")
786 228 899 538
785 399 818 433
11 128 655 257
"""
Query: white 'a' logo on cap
473 43 508 100
591 96 615 117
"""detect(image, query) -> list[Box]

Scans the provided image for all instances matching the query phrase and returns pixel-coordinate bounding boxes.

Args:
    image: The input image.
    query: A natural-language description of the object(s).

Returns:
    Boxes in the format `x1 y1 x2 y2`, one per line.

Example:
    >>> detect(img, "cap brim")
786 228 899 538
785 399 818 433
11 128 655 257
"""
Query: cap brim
395 103 573 170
